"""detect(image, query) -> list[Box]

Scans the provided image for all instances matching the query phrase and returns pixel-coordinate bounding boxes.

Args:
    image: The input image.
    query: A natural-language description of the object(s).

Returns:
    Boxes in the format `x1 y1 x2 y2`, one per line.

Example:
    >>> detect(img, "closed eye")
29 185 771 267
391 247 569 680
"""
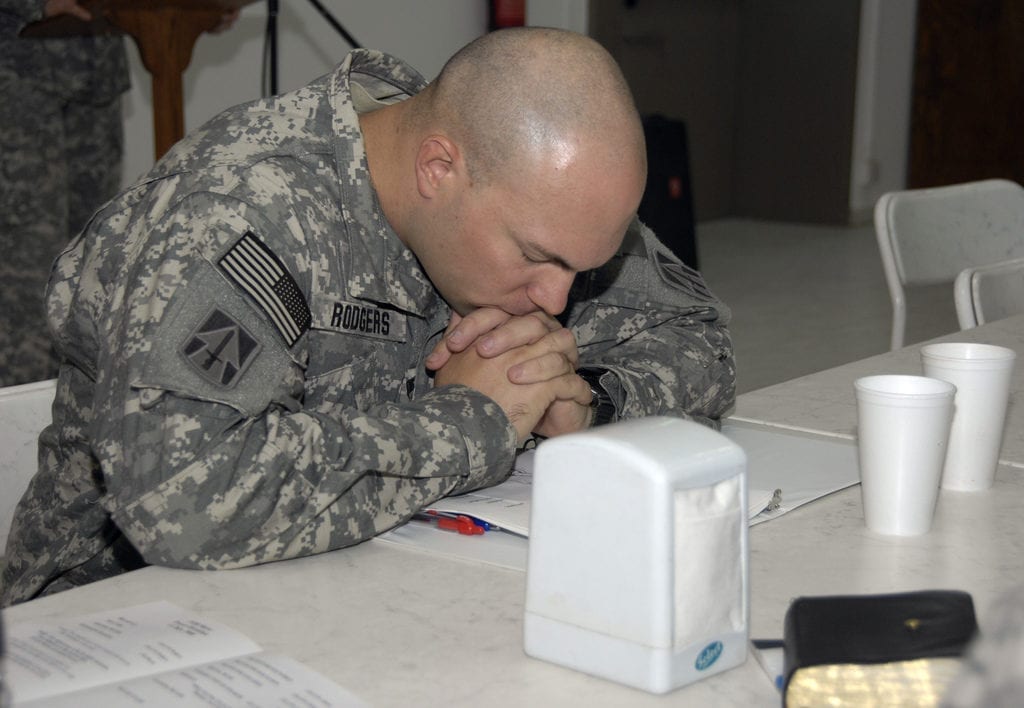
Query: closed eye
515 235 578 271
520 240 577 268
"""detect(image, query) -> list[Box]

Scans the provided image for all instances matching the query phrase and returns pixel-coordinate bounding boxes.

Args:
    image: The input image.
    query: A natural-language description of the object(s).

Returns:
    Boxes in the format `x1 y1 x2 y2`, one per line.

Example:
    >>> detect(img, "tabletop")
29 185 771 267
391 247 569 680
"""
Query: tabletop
4 315 1024 706
733 313 1024 467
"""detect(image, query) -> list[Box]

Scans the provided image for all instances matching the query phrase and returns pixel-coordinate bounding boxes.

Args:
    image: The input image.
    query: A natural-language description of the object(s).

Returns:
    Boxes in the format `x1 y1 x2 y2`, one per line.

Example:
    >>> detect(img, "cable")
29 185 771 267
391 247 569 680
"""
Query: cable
262 0 360 98
263 0 279 97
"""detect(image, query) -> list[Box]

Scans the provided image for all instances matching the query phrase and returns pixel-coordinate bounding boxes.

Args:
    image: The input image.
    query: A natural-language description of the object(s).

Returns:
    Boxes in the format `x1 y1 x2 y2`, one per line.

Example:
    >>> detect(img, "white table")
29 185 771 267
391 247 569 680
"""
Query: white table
733 313 1024 467
5 317 1024 706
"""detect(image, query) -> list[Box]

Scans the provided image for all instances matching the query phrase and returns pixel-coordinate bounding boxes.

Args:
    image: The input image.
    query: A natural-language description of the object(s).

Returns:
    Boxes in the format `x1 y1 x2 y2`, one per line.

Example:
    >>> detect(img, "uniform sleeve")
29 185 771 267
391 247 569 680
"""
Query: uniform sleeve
107 380 516 570
76 192 517 571
0 0 45 25
566 218 737 428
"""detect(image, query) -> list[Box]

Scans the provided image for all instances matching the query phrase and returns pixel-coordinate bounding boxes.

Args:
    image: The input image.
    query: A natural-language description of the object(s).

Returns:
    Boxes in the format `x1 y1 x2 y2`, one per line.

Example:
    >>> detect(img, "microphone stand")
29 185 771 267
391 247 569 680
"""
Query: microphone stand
263 0 278 96
263 0 362 97
305 0 361 50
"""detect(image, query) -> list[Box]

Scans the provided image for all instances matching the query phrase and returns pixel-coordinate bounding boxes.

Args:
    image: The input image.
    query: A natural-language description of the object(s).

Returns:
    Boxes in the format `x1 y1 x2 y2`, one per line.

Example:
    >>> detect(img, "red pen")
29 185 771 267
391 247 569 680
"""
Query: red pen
436 514 485 535
415 510 488 535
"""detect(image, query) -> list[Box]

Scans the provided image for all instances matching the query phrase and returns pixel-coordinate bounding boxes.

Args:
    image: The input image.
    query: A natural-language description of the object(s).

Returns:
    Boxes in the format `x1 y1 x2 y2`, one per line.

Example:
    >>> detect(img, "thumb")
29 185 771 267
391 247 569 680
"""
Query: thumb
425 312 463 371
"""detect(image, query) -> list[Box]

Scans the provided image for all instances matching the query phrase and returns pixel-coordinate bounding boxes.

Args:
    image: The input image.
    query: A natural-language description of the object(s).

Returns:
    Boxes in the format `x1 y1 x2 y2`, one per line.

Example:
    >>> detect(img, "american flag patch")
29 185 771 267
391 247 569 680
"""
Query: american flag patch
219 231 311 347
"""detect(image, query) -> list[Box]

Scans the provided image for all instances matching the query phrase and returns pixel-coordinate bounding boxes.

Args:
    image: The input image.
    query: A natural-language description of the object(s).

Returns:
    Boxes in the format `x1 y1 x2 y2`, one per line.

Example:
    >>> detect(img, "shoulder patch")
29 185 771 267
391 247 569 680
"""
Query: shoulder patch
181 308 262 387
219 231 311 347
654 250 714 301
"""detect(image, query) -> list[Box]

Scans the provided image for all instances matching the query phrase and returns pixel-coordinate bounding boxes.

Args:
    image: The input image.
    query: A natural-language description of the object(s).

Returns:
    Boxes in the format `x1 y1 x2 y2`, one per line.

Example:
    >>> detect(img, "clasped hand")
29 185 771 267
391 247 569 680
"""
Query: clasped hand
427 309 592 443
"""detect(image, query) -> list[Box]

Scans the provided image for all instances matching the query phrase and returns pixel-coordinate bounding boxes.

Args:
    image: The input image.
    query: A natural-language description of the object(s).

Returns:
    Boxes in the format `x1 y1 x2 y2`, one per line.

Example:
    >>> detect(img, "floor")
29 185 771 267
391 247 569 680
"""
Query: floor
696 219 961 394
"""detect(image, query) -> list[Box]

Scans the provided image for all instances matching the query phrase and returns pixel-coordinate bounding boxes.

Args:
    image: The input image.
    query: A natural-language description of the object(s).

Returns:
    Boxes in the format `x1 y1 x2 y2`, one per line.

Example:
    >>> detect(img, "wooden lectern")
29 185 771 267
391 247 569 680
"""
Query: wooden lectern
23 0 257 160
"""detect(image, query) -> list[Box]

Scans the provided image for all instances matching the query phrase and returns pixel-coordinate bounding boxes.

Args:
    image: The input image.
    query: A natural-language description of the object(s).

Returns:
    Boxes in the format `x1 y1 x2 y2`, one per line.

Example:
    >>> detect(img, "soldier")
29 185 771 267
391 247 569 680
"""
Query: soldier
0 0 238 386
1 27 736 605
0 0 129 385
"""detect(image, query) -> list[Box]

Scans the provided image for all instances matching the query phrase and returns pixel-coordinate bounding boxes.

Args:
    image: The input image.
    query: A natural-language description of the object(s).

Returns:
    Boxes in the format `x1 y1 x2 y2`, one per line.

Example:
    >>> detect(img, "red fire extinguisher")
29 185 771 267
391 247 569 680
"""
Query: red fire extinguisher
489 0 525 30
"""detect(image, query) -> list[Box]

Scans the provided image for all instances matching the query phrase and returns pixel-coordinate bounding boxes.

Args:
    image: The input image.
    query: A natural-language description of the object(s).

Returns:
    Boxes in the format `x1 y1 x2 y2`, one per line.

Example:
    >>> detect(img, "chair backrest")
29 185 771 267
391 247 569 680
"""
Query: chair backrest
0 379 56 554
954 256 1024 329
874 179 1024 349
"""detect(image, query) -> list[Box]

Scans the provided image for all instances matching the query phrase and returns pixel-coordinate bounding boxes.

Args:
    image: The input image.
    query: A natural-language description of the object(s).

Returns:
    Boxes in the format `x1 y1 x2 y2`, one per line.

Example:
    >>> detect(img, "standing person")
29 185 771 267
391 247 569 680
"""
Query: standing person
1 27 736 606
0 0 128 386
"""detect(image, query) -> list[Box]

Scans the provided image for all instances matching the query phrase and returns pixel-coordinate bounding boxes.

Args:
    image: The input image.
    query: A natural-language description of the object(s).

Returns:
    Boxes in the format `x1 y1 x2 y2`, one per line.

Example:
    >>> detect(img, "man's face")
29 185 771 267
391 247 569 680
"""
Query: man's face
417 153 643 318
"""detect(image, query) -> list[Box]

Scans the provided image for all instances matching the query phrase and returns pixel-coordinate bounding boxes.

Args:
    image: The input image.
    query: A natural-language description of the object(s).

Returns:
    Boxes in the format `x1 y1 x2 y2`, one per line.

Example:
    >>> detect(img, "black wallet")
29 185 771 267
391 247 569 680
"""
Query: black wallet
783 590 978 707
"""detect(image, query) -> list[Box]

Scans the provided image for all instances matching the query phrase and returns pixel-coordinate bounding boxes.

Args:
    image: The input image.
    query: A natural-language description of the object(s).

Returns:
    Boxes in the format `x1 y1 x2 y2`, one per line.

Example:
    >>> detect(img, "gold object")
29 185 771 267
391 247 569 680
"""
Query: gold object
785 657 962 707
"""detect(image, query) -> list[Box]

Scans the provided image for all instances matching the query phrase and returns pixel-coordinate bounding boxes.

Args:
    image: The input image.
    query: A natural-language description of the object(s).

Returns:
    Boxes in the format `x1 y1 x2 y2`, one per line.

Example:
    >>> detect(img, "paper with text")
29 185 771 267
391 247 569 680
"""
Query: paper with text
4 601 367 707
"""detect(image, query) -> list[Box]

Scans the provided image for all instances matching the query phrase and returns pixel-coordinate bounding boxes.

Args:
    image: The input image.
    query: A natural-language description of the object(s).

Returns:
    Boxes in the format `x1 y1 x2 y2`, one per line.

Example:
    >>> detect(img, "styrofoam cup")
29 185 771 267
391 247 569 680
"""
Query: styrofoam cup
921 343 1016 491
854 375 956 535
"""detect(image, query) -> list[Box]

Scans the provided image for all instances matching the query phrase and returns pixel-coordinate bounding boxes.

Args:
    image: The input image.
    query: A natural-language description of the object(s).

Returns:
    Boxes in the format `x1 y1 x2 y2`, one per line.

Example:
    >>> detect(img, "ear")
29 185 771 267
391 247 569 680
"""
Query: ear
415 135 463 199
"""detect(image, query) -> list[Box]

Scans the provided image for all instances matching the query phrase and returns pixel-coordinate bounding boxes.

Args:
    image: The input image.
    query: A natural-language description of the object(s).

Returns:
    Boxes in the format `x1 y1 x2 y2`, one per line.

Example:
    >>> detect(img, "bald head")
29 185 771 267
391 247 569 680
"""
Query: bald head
415 27 646 186
361 29 647 317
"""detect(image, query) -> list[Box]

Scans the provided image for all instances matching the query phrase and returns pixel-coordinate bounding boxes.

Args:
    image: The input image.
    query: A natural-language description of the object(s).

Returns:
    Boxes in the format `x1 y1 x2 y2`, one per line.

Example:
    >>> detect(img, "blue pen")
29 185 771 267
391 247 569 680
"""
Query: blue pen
414 511 499 534
466 516 495 531
438 510 500 531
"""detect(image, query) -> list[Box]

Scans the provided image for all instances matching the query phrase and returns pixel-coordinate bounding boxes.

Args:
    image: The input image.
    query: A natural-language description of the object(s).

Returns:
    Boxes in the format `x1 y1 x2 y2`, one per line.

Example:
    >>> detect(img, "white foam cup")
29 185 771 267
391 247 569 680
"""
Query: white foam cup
920 342 1016 491
854 375 956 535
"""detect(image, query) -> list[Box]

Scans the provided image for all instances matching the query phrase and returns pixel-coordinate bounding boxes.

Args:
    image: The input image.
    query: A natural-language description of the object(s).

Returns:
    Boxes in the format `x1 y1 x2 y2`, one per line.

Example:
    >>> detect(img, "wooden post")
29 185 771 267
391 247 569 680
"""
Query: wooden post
22 0 255 160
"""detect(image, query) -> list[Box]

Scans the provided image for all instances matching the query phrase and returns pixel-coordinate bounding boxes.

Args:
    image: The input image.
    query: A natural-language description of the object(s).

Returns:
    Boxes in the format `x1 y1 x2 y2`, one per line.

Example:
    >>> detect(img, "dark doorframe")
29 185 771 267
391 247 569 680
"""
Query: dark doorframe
909 0 1024 188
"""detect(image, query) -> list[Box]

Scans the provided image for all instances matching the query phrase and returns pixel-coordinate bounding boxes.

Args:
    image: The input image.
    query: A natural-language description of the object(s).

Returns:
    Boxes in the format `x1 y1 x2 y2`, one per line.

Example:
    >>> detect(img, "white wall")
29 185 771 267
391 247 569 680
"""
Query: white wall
848 0 918 222
121 1 920 225
119 0 488 186
527 0 589 34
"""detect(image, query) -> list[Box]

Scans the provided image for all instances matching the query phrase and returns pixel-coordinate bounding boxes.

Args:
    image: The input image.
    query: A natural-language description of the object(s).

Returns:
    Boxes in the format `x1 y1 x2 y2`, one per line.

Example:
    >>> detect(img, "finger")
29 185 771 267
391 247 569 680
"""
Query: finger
424 346 449 372
425 312 464 370
71 5 93 21
545 371 593 407
54 0 92 21
532 398 593 438
506 349 578 385
213 9 241 33
476 311 561 358
505 374 589 444
446 307 511 352
506 328 580 380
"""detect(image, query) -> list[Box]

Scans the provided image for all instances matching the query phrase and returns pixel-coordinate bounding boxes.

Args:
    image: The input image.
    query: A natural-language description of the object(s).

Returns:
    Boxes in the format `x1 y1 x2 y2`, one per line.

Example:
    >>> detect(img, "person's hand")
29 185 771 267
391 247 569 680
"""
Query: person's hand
43 0 92 21
499 325 592 437
208 8 240 34
425 308 562 371
428 309 592 438
498 324 596 437
433 332 590 444
530 393 593 438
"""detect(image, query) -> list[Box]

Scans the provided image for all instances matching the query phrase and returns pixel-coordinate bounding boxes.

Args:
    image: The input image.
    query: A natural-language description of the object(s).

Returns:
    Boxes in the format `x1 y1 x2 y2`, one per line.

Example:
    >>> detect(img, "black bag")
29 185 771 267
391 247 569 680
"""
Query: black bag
783 590 978 706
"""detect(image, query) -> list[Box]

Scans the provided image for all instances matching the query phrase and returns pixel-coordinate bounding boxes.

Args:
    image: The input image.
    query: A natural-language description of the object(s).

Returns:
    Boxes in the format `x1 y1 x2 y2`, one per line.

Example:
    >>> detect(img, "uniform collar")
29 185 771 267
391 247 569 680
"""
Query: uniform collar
329 49 440 319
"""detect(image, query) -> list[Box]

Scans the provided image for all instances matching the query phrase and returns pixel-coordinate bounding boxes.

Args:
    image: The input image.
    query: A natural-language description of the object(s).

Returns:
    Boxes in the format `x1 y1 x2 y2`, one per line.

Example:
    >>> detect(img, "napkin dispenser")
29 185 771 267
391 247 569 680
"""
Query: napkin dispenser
524 416 749 694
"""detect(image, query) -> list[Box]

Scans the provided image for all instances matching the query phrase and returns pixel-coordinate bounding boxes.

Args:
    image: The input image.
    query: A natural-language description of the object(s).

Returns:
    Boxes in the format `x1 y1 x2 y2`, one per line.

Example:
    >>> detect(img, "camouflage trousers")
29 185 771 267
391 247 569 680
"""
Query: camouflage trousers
0 70 123 387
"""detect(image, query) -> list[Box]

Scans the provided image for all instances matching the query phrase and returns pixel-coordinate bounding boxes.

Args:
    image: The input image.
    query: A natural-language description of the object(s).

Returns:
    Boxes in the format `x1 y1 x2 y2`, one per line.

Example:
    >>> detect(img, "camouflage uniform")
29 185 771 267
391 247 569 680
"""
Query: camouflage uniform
0 0 128 386
0 49 735 606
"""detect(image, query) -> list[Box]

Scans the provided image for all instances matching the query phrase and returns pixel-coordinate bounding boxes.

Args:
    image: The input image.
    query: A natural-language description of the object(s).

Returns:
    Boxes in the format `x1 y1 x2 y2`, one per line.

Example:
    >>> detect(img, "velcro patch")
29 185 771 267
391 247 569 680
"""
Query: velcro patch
219 231 311 347
654 250 714 301
310 295 408 343
181 308 262 388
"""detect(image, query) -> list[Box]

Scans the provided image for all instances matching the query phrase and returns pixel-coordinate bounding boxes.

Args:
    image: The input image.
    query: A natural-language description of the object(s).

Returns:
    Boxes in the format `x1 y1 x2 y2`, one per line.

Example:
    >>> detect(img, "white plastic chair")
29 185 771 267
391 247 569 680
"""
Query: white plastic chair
0 379 56 555
874 179 1024 350
955 256 1024 329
